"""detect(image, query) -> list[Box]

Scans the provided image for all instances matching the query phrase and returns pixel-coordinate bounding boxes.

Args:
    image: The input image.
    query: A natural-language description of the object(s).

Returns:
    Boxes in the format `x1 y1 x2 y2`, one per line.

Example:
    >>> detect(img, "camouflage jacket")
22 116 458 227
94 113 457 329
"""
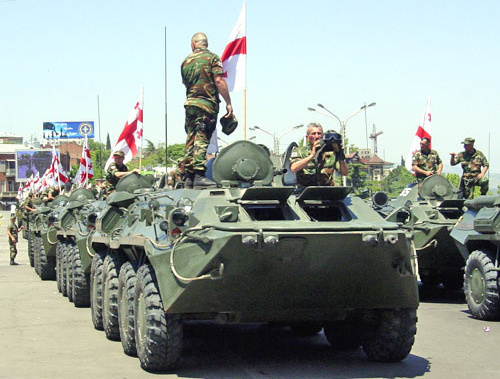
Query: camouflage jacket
290 145 339 187
181 47 223 115
412 149 442 182
105 163 128 191
452 149 489 178
8 221 18 243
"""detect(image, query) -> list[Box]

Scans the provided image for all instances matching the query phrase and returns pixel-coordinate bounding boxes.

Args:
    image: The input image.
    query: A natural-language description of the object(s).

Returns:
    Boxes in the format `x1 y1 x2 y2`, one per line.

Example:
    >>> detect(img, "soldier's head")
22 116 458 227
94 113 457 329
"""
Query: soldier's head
462 137 475 153
306 123 323 146
191 32 208 51
113 150 125 166
420 137 431 152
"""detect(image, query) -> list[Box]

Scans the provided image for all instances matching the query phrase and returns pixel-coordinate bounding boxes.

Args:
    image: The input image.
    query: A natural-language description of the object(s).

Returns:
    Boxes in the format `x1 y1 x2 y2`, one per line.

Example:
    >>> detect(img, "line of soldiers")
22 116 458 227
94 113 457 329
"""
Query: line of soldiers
412 136 489 199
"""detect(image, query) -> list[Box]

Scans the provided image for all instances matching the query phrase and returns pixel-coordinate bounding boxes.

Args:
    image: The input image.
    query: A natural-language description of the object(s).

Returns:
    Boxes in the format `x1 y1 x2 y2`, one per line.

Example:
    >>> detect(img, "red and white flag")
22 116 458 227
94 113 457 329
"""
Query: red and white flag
221 2 246 92
50 145 70 185
74 136 94 188
105 87 144 170
406 96 432 172
17 185 23 201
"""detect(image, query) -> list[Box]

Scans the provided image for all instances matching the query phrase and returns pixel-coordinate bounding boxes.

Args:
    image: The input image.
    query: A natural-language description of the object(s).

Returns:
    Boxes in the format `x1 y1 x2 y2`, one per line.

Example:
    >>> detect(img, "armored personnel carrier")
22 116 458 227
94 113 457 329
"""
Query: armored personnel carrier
28 195 69 280
450 195 500 320
382 175 465 289
88 140 418 372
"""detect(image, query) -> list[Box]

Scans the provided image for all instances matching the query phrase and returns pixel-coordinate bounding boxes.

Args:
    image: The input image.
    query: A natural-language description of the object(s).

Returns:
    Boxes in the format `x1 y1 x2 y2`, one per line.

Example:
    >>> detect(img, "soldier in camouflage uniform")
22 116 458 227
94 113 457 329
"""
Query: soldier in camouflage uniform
411 137 443 184
168 158 185 189
105 150 138 195
181 32 232 188
450 137 489 199
7 216 19 265
290 123 348 188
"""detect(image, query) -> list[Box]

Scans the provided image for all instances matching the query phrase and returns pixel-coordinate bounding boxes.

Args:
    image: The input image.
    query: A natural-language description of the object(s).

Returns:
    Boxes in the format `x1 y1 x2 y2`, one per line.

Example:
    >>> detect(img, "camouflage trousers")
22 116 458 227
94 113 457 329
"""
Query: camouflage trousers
184 106 216 173
460 176 489 199
9 242 17 261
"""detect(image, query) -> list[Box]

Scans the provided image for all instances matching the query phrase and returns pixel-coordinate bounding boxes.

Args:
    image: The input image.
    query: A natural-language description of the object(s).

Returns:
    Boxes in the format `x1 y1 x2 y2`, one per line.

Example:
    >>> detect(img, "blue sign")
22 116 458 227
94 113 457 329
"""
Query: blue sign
43 121 94 139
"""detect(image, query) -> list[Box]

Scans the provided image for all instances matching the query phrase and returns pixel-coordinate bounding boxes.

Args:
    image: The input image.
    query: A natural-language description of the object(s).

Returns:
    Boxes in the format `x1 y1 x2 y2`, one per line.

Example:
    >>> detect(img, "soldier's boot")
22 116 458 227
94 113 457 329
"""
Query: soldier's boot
193 170 216 188
10 259 16 266
184 172 194 189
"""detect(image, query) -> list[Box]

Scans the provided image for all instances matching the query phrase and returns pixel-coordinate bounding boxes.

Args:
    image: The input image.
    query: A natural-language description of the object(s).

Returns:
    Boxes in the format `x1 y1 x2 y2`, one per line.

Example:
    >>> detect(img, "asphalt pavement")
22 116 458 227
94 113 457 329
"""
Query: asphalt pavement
1 210 499 378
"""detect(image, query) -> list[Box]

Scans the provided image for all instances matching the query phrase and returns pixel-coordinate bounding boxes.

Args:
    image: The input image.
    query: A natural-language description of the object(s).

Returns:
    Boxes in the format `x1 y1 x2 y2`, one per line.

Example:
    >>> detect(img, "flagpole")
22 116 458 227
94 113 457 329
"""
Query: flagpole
164 26 168 167
243 89 247 140
84 135 88 187
97 95 103 179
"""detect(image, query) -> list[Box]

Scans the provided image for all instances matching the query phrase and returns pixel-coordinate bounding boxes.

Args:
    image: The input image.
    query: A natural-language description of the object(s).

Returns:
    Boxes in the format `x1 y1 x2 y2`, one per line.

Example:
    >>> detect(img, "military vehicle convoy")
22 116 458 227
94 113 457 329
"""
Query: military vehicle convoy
22 140 419 372
381 175 465 289
450 195 500 320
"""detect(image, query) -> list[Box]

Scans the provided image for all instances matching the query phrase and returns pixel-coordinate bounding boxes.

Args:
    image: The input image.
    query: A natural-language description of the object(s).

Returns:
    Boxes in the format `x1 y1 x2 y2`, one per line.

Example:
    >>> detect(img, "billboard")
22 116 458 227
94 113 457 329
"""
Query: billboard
43 121 94 140
16 149 55 181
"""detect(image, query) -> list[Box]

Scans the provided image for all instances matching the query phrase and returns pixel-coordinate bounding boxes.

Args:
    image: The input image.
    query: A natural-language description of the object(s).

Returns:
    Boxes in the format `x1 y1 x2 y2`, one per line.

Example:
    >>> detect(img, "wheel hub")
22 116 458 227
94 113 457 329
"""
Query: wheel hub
469 268 485 305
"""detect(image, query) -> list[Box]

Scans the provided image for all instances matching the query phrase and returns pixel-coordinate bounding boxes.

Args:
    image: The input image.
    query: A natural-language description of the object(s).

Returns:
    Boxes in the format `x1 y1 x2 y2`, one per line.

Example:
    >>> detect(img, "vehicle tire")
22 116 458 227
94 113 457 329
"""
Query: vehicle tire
324 318 362 351
66 245 74 302
464 249 500 320
289 322 323 336
34 235 40 276
362 308 417 362
71 243 90 308
38 236 56 281
56 241 63 292
61 243 68 297
118 261 137 356
28 232 35 267
102 253 124 341
135 264 183 372
90 251 106 331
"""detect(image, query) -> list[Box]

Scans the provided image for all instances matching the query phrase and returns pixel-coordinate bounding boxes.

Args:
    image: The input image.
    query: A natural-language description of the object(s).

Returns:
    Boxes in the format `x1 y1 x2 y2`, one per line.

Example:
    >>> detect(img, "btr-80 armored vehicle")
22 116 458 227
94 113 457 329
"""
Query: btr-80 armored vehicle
382 175 465 289
90 141 419 372
451 195 500 320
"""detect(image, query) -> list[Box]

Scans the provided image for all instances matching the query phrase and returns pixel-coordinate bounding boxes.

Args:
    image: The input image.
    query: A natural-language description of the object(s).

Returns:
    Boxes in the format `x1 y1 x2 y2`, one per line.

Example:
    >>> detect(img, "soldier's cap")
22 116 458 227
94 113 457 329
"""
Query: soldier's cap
220 113 238 136
462 137 475 145
113 150 125 157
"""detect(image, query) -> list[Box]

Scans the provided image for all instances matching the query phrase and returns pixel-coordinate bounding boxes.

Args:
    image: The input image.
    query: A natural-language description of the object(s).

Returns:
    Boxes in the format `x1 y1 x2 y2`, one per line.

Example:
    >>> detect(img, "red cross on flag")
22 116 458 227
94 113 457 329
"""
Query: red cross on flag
74 136 94 188
105 87 144 170
221 2 246 92
406 96 432 172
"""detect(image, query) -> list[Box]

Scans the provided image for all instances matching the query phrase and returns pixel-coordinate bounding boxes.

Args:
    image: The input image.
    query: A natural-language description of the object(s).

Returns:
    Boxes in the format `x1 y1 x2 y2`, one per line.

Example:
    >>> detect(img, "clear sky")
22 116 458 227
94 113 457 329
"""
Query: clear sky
1 0 499 173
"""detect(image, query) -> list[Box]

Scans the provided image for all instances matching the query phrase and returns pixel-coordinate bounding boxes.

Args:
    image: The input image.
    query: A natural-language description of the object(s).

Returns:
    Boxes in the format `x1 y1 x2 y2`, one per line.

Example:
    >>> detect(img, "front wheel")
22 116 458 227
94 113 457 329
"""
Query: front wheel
134 264 183 372
90 252 105 330
118 261 137 356
362 308 417 362
102 253 123 341
464 249 500 320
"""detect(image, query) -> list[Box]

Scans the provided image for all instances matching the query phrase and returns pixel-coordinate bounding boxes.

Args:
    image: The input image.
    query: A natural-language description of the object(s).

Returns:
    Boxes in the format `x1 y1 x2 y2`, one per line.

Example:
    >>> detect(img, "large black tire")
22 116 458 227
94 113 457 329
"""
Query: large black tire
38 236 56 281
34 235 40 276
362 308 417 362
90 251 106 330
324 317 362 351
102 253 124 341
56 241 63 293
60 242 69 297
66 244 74 302
118 261 138 356
134 264 183 372
71 243 90 308
28 232 35 267
464 249 500 320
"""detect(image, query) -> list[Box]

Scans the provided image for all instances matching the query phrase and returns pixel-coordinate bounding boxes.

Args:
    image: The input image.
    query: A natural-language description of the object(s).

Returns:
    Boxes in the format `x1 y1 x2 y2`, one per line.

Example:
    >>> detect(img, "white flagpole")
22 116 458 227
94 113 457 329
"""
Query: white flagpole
84 135 88 187
139 87 144 172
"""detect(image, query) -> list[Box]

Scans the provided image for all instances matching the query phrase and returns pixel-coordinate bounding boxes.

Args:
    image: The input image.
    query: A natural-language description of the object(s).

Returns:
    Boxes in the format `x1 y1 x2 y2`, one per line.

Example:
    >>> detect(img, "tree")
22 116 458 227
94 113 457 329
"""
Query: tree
379 166 415 197
106 133 111 150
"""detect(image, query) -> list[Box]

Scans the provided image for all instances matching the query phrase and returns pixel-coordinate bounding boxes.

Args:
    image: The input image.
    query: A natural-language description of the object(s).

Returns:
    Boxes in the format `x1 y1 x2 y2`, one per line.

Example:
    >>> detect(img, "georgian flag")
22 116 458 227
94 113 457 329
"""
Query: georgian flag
105 87 144 170
74 136 94 188
406 96 432 172
50 145 70 184
221 2 246 92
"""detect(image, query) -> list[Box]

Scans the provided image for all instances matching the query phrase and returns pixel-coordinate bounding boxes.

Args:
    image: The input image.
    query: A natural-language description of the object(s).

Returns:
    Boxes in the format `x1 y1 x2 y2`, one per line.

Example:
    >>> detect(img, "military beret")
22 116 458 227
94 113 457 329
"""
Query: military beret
113 150 125 157
220 113 238 136
462 137 475 145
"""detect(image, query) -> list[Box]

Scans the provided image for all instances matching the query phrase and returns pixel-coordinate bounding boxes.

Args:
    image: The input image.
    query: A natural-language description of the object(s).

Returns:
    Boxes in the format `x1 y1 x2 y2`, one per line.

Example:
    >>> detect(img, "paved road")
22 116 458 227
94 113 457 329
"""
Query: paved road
1 211 499 378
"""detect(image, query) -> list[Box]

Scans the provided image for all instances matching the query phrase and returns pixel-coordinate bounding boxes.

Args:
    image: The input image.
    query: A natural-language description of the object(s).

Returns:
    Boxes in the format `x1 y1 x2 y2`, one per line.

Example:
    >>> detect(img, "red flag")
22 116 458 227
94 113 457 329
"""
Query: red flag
105 87 144 170
50 145 69 184
221 3 246 92
406 96 432 172
74 136 94 188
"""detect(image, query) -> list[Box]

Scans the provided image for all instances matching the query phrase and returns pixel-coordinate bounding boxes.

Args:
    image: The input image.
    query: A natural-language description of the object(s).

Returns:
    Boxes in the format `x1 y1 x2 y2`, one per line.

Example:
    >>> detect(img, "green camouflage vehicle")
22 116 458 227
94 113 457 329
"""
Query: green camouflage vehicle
50 188 105 307
382 175 465 289
450 195 500 320
29 195 69 280
90 141 418 372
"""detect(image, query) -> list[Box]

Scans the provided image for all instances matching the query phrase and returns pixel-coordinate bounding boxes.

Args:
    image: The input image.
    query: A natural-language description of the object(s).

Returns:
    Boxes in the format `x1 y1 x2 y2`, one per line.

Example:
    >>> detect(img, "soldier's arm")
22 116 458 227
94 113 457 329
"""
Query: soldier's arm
437 162 443 175
214 75 233 117
7 228 14 242
338 160 348 176
291 141 320 173
449 153 458 166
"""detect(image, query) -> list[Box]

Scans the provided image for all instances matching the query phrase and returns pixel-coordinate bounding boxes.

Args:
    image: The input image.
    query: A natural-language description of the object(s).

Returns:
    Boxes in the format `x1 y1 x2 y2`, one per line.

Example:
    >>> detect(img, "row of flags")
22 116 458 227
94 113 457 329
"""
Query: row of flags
18 2 247 201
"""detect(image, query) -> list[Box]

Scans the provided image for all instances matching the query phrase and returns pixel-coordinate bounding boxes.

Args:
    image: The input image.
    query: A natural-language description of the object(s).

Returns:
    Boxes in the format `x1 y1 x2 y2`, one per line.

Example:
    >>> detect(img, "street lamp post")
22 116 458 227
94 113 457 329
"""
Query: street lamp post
250 124 304 155
361 102 376 149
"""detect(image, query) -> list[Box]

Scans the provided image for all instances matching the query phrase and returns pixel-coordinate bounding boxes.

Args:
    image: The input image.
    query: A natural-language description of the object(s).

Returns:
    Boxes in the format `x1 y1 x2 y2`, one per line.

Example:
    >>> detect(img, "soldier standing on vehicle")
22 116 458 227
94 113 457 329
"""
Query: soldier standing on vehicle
105 150 139 194
181 32 233 188
412 137 443 184
290 123 348 188
450 137 489 199
7 216 19 265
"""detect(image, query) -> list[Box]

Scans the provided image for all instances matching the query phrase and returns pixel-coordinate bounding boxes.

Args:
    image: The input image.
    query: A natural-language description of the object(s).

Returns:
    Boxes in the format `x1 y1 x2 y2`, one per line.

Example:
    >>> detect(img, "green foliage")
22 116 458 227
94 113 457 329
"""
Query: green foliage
444 173 460 188
346 163 368 192
106 133 111 150
378 165 415 197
